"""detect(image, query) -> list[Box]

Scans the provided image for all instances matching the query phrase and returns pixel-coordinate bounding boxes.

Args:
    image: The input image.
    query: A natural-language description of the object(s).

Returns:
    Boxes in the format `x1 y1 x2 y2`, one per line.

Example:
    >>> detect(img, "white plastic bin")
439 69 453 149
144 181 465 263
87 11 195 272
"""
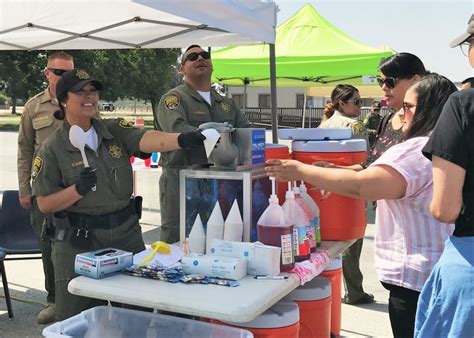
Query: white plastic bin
43 306 253 338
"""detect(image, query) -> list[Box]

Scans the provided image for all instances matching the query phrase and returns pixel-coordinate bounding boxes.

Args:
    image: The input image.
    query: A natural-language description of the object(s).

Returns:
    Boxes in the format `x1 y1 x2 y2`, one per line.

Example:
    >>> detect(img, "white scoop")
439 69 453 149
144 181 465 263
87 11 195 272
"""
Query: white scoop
69 125 96 191
69 125 90 167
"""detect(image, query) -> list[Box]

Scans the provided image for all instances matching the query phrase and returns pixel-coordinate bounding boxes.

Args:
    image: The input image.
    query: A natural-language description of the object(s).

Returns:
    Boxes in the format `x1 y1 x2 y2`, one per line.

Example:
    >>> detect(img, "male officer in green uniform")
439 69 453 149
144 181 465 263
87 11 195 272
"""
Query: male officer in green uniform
32 69 205 320
17 51 74 324
363 101 382 148
154 45 250 244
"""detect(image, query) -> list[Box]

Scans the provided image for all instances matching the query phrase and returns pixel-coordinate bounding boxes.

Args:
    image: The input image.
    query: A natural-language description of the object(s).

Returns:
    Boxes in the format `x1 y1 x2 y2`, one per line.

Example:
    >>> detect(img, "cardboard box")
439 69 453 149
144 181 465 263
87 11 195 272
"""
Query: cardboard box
208 239 280 276
181 253 247 280
74 248 133 279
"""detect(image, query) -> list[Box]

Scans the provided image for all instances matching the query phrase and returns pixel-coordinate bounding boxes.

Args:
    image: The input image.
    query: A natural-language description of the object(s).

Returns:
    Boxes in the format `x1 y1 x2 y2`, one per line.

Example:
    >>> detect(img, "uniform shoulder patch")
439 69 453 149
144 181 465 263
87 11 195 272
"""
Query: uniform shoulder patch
220 101 231 113
163 94 180 111
118 118 134 128
352 121 365 134
31 156 43 182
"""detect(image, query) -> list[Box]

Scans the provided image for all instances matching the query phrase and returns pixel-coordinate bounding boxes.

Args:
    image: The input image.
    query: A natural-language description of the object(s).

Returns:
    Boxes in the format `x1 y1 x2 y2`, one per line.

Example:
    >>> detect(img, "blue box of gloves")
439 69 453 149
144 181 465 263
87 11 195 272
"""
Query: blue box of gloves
74 248 133 279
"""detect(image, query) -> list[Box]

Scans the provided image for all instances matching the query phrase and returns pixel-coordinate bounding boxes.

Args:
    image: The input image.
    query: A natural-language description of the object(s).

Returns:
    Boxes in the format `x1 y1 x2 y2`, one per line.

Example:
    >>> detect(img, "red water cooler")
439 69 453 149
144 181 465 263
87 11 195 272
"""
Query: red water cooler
320 255 343 337
292 138 367 240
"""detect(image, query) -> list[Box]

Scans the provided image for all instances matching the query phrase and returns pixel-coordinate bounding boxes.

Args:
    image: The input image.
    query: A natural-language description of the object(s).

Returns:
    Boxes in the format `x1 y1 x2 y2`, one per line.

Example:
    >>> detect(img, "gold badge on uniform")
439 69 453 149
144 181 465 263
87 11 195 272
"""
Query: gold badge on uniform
31 156 43 182
220 101 231 113
164 95 180 111
352 121 365 134
76 69 91 80
109 145 123 159
118 119 134 128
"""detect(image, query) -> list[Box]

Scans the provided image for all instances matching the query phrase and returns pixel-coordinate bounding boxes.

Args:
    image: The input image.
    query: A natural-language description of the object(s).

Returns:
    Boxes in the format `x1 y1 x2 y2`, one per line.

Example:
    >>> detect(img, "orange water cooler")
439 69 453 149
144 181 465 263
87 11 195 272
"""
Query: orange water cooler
320 255 343 337
212 301 300 338
292 139 367 240
285 276 332 338
265 144 292 205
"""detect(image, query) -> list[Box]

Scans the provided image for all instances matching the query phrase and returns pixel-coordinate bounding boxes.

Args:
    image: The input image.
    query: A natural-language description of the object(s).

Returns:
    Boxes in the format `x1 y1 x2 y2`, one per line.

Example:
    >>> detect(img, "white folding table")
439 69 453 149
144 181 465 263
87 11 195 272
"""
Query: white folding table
68 240 354 323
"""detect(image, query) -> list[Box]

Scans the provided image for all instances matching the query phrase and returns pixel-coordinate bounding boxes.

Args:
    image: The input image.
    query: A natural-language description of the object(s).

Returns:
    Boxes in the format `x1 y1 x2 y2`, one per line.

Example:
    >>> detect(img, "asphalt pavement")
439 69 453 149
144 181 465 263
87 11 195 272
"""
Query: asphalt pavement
0 130 391 337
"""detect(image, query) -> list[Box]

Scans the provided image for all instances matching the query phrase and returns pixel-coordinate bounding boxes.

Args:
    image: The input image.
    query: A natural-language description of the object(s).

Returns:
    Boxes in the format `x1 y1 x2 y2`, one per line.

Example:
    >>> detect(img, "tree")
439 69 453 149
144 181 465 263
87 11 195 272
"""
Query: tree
0 51 46 114
122 49 181 116
0 48 181 115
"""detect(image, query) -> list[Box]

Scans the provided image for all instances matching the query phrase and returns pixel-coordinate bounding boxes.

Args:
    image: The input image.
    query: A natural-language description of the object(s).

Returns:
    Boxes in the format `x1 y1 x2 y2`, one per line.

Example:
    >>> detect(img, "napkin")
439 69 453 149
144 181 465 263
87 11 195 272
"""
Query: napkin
201 128 220 158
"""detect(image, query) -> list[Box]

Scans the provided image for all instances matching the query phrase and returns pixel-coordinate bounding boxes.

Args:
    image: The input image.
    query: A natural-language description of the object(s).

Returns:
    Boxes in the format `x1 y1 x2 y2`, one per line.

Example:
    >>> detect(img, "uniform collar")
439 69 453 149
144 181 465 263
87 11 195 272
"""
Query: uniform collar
39 87 59 105
333 110 349 118
63 117 113 152
183 82 222 103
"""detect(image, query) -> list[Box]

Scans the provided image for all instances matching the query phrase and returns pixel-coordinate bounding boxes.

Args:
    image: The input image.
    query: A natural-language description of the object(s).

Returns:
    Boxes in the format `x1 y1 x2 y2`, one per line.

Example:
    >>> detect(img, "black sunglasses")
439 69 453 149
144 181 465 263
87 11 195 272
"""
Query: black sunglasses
183 51 211 64
376 77 398 89
48 68 69 76
346 98 362 106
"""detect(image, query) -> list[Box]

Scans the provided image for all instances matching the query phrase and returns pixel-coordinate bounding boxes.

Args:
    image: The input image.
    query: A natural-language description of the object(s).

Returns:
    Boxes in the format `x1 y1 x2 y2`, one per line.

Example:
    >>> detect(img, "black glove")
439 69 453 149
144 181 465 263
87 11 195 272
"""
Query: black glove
75 167 97 196
177 130 206 149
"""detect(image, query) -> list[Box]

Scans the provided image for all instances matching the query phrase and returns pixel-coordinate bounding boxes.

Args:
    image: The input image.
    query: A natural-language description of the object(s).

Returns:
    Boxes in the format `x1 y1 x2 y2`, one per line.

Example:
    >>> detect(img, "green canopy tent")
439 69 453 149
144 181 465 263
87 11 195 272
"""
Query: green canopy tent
212 4 393 133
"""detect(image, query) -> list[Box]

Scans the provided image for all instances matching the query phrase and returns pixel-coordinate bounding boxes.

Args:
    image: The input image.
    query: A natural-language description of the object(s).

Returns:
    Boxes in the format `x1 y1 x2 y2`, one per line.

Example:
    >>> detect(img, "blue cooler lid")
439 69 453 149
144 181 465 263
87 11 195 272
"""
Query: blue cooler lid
279 128 352 141
292 139 367 153
324 255 342 271
284 276 331 301
224 300 299 329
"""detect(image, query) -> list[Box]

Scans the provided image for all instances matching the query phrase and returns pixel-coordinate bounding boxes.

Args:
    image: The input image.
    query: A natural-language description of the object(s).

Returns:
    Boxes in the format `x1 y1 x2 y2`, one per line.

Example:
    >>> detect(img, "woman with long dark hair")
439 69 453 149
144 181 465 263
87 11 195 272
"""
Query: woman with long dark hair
266 73 457 338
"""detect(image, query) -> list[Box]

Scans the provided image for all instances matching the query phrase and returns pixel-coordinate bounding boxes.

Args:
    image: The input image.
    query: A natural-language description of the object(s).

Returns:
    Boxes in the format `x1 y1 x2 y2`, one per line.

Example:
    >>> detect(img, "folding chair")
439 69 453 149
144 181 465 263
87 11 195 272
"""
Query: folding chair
0 190 42 319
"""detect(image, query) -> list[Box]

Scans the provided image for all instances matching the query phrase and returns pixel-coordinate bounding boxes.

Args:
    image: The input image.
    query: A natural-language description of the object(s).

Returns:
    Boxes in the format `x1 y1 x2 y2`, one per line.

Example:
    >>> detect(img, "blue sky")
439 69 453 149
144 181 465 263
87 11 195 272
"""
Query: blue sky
276 0 473 82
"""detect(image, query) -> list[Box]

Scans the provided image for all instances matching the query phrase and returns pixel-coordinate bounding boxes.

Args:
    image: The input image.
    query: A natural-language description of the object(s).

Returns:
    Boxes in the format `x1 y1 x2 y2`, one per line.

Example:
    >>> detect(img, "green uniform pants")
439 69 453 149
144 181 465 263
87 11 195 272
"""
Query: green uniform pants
159 168 180 244
31 199 55 304
52 214 145 321
342 237 366 302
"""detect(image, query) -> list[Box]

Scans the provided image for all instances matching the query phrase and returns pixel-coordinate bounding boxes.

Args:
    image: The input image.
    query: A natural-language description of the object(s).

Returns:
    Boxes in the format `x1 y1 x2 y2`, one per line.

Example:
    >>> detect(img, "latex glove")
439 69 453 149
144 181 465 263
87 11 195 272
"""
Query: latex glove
178 130 206 149
75 167 97 196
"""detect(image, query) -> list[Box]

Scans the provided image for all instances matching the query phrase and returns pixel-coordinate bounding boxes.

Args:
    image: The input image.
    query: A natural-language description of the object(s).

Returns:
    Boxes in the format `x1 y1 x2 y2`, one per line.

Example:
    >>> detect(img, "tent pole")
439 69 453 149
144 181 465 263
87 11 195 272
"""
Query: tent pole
302 95 307 128
243 80 248 114
269 43 278 144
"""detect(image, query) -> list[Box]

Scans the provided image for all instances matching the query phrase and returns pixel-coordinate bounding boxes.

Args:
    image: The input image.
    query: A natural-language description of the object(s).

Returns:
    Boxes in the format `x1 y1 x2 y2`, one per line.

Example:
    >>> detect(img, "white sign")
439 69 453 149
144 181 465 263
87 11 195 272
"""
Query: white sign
362 75 377 84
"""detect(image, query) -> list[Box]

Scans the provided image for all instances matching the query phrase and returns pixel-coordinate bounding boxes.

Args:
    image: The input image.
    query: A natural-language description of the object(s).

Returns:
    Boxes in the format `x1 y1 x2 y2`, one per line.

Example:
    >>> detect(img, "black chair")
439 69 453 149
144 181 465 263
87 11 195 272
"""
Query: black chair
0 190 42 319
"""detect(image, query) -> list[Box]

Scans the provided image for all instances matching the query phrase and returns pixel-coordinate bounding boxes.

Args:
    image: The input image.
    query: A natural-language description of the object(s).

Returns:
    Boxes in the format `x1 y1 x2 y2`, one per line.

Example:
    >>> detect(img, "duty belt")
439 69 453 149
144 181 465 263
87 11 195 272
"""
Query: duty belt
67 203 134 229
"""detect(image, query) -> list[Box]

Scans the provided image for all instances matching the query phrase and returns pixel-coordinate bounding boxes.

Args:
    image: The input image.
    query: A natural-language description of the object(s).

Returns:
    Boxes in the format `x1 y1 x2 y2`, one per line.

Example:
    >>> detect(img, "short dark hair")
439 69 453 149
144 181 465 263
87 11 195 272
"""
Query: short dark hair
461 77 474 87
181 44 203 65
405 73 458 139
379 52 427 80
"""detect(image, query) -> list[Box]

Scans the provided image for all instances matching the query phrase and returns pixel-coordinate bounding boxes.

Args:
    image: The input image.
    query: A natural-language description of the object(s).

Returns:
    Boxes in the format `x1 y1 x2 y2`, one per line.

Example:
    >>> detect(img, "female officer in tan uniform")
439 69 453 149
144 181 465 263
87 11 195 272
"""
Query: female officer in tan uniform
31 69 205 321
318 84 373 306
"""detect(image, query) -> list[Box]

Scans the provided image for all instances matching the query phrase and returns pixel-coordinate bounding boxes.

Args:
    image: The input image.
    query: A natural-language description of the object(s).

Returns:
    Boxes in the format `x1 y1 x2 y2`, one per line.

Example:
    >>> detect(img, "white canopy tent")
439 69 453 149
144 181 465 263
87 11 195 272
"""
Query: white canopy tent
0 0 279 140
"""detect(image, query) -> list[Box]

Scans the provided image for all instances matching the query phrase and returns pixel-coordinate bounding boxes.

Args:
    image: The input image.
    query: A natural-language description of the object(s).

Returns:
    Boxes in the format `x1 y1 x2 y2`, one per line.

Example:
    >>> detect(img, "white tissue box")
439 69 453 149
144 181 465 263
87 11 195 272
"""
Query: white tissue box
74 248 132 279
208 240 280 276
181 253 247 280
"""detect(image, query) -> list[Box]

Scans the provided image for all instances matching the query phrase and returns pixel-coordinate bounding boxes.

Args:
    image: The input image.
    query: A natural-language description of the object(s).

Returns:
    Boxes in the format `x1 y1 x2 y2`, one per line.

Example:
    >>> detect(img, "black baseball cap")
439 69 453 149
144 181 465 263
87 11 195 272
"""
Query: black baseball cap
372 101 382 109
56 69 103 102
450 14 474 48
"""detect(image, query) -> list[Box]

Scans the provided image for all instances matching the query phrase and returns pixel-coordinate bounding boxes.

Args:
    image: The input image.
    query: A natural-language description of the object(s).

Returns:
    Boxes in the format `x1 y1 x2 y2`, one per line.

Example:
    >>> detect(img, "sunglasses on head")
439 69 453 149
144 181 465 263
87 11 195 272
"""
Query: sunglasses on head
376 76 398 89
346 98 362 106
183 51 211 64
48 68 69 76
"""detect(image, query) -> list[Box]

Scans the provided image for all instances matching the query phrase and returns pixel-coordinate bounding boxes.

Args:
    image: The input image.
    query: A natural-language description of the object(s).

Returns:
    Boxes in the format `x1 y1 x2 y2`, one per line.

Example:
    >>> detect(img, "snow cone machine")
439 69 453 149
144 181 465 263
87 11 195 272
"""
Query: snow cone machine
179 124 271 242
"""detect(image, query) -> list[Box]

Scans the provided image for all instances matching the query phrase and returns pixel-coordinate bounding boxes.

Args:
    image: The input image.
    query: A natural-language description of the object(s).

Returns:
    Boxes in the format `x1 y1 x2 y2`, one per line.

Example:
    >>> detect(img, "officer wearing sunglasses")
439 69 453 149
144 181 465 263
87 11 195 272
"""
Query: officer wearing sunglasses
16 51 74 325
154 44 250 244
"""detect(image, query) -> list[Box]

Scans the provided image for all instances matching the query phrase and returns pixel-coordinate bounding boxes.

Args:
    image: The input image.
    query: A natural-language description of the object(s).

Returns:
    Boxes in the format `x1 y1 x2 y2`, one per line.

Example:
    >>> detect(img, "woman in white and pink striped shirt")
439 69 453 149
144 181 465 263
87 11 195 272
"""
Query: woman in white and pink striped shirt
266 73 457 338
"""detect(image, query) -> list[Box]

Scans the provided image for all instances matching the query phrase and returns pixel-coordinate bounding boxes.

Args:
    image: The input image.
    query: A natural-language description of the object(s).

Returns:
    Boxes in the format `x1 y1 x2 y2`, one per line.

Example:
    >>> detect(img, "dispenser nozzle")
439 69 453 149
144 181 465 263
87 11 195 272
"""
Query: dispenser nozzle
269 176 279 204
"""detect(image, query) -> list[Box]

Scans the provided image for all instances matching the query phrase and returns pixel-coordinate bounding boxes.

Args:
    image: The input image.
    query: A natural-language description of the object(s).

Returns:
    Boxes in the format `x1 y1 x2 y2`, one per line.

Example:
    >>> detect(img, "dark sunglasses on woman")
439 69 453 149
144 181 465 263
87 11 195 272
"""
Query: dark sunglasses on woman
48 68 69 76
184 51 211 63
346 98 362 105
376 77 398 89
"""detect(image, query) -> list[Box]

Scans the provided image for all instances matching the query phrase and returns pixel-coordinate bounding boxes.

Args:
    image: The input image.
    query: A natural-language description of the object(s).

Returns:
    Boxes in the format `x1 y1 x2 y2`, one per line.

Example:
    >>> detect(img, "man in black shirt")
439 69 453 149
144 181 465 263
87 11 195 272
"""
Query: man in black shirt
414 13 474 338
